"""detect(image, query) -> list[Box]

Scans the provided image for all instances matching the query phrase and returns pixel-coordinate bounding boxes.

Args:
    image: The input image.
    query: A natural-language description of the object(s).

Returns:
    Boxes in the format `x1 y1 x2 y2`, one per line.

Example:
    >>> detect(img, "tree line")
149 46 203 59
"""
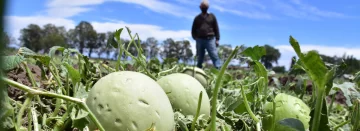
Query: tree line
1 20 359 74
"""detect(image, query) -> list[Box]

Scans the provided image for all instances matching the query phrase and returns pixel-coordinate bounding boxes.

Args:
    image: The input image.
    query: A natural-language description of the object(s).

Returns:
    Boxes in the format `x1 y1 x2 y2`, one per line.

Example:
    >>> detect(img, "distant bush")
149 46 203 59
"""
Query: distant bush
272 66 286 74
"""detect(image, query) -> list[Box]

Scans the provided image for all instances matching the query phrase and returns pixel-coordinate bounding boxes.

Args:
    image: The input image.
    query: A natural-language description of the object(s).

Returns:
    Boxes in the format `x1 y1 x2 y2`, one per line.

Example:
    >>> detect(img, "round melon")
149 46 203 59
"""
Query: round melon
262 93 311 131
157 73 211 118
182 67 208 88
86 71 175 131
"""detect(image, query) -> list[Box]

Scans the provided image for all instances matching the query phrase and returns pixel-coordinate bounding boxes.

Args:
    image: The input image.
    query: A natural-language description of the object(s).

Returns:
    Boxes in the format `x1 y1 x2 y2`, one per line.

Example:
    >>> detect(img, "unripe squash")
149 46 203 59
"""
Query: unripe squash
86 71 175 131
157 73 211 118
182 67 208 88
262 93 311 131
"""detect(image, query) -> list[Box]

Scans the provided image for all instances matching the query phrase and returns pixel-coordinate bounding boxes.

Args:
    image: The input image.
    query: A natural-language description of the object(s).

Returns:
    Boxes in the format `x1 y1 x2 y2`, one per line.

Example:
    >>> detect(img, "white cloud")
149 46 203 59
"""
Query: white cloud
4 16 76 42
46 0 106 7
272 0 348 20
212 5 272 19
43 0 198 19
112 0 197 19
275 44 360 70
46 7 91 18
90 21 191 40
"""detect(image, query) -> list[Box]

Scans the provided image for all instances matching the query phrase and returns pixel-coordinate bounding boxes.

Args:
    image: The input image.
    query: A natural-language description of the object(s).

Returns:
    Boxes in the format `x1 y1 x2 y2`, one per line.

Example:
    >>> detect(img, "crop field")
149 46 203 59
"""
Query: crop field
1 27 360 131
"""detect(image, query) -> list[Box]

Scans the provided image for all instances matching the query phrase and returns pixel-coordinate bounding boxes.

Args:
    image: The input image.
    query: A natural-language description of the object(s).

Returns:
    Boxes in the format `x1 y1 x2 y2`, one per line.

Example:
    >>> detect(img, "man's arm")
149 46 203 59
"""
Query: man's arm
191 17 197 40
212 14 220 41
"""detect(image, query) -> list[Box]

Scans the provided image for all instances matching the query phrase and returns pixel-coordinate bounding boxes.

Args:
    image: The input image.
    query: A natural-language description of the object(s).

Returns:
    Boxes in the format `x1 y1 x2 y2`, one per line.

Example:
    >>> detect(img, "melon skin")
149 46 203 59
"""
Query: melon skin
182 67 208 88
262 93 311 131
86 71 175 131
157 73 211 118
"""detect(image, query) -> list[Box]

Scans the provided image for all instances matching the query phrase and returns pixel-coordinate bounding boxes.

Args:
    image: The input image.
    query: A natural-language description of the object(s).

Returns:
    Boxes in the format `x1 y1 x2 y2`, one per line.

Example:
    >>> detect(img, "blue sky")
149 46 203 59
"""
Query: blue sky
3 0 360 69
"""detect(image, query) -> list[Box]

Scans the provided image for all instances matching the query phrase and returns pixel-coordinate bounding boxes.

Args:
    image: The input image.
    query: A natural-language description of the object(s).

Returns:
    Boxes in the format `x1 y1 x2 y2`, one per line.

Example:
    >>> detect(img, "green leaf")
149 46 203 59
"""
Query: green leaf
253 61 268 93
114 28 123 43
1 55 25 71
329 82 360 107
33 55 51 66
354 71 360 87
351 100 360 130
18 47 37 56
324 62 347 95
0 73 15 130
74 84 88 99
278 118 305 131
63 63 81 85
241 45 266 61
70 106 89 130
48 46 65 58
289 36 328 90
35 61 47 80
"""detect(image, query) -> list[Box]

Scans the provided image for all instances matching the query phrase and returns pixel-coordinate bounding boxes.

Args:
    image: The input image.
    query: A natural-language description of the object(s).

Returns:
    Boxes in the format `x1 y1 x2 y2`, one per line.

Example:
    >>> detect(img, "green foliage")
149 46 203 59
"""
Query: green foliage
272 66 286 74
0 27 359 131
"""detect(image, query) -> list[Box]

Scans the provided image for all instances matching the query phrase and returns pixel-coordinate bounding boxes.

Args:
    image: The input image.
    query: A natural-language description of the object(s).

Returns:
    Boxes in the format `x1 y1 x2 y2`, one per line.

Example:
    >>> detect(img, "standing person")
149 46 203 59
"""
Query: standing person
192 0 222 69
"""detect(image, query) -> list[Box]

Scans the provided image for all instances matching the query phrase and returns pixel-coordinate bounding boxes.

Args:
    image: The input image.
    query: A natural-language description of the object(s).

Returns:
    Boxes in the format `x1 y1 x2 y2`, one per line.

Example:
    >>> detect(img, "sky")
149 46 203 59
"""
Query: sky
3 0 360 70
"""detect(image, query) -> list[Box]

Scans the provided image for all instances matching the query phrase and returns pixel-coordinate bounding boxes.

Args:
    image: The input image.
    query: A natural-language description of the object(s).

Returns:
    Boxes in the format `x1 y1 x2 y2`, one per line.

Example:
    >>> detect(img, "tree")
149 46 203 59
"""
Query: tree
40 24 68 52
103 31 116 59
95 33 106 58
19 24 43 52
160 38 179 60
71 21 96 54
261 44 281 69
85 30 100 57
160 38 192 63
146 37 160 59
218 44 233 63
182 40 193 64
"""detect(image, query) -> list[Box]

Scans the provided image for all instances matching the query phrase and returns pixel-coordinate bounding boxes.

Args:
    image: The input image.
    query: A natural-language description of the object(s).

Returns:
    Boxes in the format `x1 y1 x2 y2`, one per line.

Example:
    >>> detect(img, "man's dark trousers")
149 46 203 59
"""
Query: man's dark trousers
196 36 221 69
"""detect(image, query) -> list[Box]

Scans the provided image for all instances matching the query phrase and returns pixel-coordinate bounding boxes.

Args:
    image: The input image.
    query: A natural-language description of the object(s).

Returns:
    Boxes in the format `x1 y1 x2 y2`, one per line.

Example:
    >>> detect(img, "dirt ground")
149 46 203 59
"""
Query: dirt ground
6 64 45 101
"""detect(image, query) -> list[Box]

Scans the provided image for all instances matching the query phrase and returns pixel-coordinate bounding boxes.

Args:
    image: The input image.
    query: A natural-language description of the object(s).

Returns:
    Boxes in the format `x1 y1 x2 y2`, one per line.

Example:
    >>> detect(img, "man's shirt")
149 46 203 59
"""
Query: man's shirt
191 13 220 41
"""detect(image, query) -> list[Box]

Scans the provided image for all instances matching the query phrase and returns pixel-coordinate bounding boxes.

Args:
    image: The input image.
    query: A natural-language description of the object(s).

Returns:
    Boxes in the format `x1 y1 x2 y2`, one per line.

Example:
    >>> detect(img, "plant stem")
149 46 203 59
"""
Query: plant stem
240 85 260 123
191 91 203 131
209 46 240 131
2 77 81 104
328 94 336 116
17 96 32 128
157 65 178 76
27 107 32 131
1 77 105 131
333 120 350 131
31 107 39 131
80 102 105 131
311 88 325 131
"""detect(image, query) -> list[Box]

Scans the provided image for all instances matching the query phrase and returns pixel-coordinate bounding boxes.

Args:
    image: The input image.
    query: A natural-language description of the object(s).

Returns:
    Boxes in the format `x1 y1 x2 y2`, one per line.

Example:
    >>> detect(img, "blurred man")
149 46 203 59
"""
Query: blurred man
191 0 221 69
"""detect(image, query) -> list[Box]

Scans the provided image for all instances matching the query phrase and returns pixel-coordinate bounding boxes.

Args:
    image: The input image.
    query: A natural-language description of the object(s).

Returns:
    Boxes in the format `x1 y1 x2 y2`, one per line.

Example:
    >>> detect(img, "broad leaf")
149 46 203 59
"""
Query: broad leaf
329 82 360 106
290 36 328 90
18 47 37 56
33 55 51 66
1 55 25 71
63 63 81 85
354 71 360 87
49 46 65 58
0 72 15 130
241 45 266 61
70 106 89 130
253 61 268 94
278 118 305 131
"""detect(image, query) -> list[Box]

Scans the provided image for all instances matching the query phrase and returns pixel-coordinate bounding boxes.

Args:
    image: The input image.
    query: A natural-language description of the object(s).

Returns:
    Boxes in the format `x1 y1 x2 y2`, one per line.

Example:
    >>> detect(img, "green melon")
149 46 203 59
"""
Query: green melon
86 71 175 131
182 67 208 88
262 93 311 131
157 73 211 118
